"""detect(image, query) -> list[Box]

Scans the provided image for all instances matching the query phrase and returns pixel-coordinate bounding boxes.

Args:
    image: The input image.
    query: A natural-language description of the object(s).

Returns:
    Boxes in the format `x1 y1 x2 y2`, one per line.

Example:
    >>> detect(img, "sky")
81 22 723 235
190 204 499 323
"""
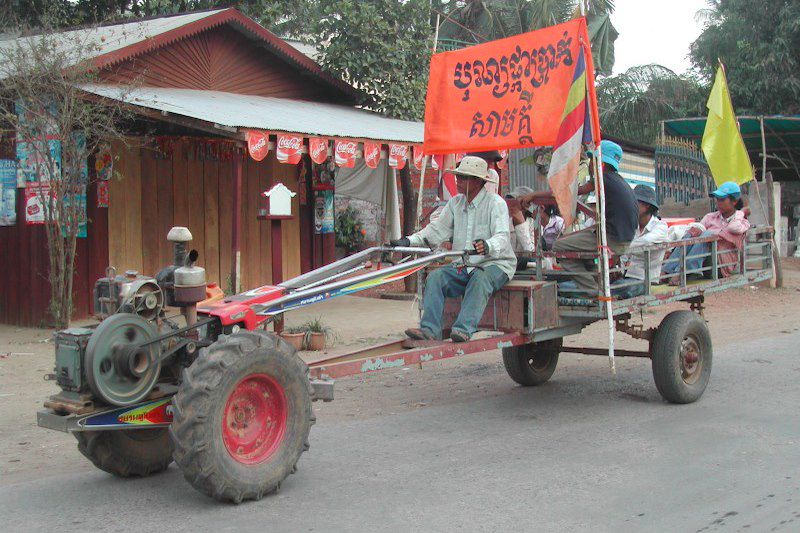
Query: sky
611 0 708 75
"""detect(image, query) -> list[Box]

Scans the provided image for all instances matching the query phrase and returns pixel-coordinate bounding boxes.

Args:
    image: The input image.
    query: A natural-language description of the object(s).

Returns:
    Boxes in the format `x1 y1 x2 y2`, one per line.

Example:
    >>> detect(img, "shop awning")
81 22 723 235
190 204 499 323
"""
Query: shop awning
82 85 424 144
662 116 800 181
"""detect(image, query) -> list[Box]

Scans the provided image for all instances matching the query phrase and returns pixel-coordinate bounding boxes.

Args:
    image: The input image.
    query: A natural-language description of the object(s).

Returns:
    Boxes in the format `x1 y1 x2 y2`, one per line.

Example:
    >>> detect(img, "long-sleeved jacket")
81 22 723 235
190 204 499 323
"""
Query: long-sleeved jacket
700 209 751 276
408 188 517 280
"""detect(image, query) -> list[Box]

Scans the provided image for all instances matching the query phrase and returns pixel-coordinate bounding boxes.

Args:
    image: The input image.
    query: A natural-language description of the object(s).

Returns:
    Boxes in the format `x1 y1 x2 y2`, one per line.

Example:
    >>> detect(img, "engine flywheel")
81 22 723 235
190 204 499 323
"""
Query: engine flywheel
85 314 161 406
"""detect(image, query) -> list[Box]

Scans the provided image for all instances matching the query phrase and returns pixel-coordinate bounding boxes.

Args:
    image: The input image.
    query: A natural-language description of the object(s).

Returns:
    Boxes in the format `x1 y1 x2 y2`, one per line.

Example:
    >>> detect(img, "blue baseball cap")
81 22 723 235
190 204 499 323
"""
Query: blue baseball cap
600 140 623 170
709 181 741 199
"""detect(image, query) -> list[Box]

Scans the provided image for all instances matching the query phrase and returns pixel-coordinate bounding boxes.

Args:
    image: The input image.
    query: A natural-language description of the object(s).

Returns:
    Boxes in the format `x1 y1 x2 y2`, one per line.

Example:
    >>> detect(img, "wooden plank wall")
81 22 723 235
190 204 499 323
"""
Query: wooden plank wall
108 137 301 292
0 167 109 326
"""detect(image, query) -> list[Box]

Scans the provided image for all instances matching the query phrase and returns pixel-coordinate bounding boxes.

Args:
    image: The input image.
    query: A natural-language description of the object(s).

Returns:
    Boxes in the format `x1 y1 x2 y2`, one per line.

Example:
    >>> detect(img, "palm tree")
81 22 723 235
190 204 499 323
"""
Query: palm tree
596 64 705 145
435 0 617 74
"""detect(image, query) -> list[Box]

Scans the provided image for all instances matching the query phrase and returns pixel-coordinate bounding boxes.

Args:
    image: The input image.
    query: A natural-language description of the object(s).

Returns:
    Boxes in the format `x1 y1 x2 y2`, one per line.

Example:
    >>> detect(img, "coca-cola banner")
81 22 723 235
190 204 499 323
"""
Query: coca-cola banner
309 137 329 164
412 145 424 170
388 144 408 169
363 142 381 169
276 134 303 165
335 139 357 168
246 129 270 161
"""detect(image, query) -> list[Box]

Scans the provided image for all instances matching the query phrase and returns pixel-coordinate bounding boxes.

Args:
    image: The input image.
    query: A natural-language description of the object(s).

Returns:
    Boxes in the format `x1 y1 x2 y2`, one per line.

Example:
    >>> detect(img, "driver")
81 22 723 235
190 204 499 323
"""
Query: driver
390 156 516 342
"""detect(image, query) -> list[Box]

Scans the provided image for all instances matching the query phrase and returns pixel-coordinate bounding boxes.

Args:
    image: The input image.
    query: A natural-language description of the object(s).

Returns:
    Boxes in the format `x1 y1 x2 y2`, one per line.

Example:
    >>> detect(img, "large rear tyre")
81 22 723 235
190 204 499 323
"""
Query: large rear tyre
170 331 314 503
502 339 561 386
651 310 712 404
75 428 173 477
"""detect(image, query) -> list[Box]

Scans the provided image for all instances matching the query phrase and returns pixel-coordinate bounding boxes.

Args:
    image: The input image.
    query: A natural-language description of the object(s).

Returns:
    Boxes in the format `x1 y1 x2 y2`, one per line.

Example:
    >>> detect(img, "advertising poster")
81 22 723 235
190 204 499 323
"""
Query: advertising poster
62 185 87 238
0 160 16 226
314 190 334 234
95 148 113 181
16 139 62 184
25 183 50 224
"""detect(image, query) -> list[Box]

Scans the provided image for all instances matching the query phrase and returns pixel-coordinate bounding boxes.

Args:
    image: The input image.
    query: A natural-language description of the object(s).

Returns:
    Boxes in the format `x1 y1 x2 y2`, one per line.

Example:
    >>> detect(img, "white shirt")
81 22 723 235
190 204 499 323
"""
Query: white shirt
510 218 535 252
408 188 516 279
623 216 669 282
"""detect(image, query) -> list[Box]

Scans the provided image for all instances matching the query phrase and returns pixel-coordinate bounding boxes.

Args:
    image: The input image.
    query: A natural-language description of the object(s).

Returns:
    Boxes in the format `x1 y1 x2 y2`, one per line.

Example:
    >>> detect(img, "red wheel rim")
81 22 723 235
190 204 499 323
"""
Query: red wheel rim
222 374 287 465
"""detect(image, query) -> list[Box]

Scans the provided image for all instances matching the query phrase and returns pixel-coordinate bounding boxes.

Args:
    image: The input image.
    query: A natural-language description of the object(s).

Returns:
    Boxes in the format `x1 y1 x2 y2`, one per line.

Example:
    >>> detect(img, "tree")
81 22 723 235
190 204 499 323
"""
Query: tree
435 0 618 74
690 0 800 115
596 64 705 145
0 24 132 327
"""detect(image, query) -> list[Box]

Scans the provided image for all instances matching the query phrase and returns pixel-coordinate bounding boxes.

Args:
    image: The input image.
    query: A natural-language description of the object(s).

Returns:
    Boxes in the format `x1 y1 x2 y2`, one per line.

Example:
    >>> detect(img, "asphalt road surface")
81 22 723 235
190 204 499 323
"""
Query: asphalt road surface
2 329 799 532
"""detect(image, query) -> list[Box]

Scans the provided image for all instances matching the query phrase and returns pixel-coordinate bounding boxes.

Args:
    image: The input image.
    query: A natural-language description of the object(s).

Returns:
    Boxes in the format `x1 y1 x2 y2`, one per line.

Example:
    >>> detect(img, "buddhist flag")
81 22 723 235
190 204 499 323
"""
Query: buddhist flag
702 64 753 185
547 46 592 226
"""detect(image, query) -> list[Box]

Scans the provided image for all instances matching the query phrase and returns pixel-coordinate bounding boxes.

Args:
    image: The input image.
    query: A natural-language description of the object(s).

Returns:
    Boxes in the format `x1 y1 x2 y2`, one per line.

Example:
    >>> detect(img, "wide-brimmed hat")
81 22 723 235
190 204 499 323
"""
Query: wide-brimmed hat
452 156 490 181
633 184 659 208
709 181 741 199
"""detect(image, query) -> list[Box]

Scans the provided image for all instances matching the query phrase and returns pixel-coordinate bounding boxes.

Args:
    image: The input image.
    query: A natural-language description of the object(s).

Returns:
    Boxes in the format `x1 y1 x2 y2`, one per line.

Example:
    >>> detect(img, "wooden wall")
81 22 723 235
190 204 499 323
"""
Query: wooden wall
0 177 109 327
108 137 301 291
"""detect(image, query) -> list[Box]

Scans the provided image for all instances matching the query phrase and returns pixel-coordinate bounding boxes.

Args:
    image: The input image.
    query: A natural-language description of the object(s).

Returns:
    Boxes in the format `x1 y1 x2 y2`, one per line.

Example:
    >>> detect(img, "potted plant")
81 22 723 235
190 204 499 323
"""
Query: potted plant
280 326 307 351
302 317 334 351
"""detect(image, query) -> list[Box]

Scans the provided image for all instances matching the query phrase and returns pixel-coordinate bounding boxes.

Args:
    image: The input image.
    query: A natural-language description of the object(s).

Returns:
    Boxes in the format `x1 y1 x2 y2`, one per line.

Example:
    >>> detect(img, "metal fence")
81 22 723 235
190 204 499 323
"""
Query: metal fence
655 136 715 205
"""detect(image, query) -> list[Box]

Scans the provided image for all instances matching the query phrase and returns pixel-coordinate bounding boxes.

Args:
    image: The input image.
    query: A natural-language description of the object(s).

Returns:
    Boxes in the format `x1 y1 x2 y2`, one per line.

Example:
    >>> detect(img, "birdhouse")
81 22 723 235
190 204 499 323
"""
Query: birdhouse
262 183 296 217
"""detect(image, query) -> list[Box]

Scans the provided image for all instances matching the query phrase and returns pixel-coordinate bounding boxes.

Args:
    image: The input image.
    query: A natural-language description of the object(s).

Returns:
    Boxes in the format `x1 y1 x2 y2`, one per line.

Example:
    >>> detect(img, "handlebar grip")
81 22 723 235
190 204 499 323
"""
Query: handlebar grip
465 249 481 256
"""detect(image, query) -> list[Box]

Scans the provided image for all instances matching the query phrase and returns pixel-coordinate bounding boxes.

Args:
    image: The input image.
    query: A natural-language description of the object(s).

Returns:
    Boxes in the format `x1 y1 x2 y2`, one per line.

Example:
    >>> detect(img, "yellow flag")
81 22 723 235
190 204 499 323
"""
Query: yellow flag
701 65 753 186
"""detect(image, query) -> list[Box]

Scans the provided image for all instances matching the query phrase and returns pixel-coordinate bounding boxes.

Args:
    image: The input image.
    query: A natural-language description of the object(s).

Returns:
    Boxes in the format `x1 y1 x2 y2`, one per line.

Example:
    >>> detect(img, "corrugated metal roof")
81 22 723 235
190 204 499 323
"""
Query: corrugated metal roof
0 10 225 79
82 85 424 143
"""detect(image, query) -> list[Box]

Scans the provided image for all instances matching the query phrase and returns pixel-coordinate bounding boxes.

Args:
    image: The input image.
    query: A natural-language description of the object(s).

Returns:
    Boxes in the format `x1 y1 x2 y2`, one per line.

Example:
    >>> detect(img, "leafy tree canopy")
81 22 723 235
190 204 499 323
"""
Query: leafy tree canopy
690 0 800 115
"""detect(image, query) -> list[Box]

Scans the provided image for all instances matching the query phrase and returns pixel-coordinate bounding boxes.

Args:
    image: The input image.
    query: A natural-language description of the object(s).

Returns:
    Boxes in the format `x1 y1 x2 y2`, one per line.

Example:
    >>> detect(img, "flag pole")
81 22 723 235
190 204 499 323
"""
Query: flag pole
414 13 441 231
583 35 616 373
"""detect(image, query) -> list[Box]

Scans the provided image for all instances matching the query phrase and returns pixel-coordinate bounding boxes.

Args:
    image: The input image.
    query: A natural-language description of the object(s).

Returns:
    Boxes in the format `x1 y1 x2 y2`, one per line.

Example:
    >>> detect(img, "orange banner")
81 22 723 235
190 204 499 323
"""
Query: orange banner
423 18 598 154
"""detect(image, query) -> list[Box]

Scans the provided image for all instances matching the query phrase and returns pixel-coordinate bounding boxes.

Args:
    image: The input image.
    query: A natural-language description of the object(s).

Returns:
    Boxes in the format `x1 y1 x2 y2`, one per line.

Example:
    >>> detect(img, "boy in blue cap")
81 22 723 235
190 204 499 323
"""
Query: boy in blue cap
519 139 639 295
662 180 750 283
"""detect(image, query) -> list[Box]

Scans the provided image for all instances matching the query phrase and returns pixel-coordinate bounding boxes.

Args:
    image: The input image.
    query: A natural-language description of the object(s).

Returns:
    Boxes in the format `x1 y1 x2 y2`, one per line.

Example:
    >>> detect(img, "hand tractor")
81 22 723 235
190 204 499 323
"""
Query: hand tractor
37 225 775 503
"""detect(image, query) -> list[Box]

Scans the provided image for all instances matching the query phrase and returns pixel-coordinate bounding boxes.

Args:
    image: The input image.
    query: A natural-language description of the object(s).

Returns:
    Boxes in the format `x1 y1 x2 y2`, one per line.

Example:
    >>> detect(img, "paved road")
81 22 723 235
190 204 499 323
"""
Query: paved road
2 330 799 532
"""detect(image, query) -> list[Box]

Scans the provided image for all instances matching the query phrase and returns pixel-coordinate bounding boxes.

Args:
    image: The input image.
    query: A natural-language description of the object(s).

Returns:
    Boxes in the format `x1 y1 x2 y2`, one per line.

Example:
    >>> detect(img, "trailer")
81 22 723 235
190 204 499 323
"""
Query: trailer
37 225 773 502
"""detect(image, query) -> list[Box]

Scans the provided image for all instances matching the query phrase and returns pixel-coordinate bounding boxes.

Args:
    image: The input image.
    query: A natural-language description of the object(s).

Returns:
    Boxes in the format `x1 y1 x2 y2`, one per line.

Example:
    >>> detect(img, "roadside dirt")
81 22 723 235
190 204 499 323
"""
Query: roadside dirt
1 259 798 485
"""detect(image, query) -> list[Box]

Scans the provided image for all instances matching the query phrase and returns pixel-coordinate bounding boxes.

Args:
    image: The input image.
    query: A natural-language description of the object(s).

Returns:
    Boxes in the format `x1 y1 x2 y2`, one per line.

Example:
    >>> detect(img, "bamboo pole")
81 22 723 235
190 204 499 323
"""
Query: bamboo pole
414 14 441 231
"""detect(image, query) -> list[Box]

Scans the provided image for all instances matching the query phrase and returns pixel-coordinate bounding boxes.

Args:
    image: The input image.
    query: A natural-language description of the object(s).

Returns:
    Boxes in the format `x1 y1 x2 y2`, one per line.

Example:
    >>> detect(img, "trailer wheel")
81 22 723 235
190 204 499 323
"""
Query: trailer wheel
502 339 561 386
75 428 173 477
651 310 712 404
170 331 314 503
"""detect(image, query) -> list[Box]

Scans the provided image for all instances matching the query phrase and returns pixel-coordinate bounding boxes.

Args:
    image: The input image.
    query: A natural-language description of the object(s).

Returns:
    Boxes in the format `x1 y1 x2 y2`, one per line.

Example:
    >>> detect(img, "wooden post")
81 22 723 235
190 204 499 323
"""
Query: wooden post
270 218 283 285
765 171 784 288
231 154 243 294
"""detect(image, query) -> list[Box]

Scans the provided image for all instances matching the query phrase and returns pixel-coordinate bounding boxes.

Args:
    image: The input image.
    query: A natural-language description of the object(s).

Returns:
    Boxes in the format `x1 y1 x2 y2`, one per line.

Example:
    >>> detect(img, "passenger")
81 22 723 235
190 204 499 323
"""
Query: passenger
504 186 536 253
612 185 669 299
662 181 751 284
539 204 565 251
518 140 639 296
390 156 516 343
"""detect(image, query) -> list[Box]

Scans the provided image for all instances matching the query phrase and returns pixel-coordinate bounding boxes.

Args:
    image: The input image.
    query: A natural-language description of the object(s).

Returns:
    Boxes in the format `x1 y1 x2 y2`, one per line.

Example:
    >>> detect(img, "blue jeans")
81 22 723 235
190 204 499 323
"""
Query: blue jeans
612 278 646 299
662 231 713 276
420 264 509 339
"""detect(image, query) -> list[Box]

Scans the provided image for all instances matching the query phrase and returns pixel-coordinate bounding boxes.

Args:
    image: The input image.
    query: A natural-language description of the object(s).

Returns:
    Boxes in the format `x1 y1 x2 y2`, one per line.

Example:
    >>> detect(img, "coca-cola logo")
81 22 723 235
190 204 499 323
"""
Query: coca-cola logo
251 137 267 151
27 203 40 216
364 142 380 169
278 136 302 150
390 145 406 156
311 142 326 158
337 141 357 154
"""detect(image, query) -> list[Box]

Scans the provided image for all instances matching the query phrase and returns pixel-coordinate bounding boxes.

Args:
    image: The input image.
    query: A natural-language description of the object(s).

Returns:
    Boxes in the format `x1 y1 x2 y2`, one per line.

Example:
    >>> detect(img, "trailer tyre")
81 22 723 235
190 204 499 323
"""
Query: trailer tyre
502 339 561 386
651 310 712 404
170 331 314 503
75 428 173 477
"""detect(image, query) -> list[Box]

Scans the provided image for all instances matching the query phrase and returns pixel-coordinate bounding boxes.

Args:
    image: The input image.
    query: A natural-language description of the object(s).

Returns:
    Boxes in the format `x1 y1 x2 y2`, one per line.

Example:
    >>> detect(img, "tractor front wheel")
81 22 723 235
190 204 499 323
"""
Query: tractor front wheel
75 428 173 477
170 331 314 503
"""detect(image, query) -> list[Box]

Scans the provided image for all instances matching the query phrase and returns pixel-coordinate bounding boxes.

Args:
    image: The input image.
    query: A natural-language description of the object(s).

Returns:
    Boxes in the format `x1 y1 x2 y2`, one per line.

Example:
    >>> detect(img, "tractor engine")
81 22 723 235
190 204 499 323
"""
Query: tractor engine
50 227 209 410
